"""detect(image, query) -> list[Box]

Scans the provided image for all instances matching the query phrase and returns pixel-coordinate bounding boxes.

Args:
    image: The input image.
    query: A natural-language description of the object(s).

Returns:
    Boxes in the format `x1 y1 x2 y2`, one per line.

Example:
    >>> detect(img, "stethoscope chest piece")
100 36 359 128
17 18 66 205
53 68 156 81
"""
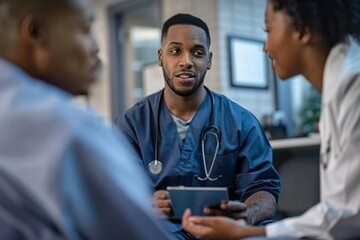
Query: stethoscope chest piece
148 160 162 175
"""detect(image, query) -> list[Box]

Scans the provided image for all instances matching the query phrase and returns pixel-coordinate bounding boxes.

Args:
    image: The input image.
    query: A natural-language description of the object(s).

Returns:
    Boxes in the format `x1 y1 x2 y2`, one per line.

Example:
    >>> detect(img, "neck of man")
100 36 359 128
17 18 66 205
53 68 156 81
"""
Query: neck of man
164 85 207 121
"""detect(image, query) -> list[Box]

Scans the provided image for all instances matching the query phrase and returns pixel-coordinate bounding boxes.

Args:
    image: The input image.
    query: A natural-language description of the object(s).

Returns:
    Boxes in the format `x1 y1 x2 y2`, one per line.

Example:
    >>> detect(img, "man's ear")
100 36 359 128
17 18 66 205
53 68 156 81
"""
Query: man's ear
157 48 163 67
19 15 47 46
207 51 213 70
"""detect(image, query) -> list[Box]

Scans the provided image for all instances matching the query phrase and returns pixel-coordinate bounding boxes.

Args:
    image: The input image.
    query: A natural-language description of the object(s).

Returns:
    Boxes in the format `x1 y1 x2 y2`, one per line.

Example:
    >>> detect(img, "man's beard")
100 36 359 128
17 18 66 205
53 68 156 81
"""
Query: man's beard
162 68 206 97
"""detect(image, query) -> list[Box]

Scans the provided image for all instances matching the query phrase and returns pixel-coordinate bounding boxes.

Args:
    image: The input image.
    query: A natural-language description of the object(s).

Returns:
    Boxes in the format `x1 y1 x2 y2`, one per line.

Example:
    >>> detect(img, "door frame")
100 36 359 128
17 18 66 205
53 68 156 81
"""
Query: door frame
107 0 161 121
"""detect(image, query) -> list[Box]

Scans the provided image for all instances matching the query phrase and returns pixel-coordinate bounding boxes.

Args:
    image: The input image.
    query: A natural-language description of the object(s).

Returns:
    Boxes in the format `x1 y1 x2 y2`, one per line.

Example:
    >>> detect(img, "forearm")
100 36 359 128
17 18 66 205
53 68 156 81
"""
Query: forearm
244 191 276 225
235 226 267 238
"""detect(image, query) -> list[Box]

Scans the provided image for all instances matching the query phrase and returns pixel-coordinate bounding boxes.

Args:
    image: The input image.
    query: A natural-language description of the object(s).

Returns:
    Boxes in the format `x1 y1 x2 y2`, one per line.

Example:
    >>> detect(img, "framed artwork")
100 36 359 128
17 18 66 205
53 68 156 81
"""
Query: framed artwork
228 36 269 89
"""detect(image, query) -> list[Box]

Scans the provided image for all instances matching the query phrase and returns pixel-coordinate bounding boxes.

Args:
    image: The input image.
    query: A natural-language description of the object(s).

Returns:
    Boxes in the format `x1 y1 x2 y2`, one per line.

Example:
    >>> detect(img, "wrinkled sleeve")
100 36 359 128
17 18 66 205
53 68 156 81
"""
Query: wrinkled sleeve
114 113 147 171
59 117 173 240
266 73 360 239
235 114 281 202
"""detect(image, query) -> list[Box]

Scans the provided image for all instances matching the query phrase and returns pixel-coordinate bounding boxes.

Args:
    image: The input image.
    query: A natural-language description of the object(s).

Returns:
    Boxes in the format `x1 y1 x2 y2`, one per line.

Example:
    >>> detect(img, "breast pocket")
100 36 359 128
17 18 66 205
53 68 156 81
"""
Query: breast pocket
195 150 238 187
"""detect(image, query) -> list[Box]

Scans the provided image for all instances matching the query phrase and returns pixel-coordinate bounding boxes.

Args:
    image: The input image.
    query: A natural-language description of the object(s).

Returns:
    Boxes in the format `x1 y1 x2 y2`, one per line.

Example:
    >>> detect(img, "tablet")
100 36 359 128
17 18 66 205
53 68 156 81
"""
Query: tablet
167 186 229 219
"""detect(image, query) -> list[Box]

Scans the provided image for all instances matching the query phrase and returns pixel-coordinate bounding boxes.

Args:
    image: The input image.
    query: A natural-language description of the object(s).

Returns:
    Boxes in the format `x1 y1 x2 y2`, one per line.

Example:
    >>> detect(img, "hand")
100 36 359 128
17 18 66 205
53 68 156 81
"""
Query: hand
152 190 173 218
204 200 247 220
182 209 249 240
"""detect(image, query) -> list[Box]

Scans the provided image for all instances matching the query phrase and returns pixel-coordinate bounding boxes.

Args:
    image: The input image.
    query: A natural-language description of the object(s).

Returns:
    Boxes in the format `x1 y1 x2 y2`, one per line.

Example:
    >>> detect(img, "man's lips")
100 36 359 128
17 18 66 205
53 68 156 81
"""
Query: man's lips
92 58 102 72
175 71 195 83
267 55 276 67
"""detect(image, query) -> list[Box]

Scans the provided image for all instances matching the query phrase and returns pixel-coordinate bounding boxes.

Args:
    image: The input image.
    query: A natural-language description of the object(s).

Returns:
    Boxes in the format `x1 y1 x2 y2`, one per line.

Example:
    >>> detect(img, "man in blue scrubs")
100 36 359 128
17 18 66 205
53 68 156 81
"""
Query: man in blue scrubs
0 0 172 239
116 13 281 239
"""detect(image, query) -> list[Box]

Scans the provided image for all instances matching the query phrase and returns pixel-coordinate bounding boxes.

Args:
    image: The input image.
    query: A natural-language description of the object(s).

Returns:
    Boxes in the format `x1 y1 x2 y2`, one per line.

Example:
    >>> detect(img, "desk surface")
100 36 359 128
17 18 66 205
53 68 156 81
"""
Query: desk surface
270 135 321 150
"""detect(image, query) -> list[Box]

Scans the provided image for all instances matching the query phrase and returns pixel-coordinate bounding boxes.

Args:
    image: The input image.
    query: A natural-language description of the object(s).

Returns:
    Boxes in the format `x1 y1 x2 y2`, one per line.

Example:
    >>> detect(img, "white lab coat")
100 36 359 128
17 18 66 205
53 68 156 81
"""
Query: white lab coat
0 59 172 240
266 38 360 240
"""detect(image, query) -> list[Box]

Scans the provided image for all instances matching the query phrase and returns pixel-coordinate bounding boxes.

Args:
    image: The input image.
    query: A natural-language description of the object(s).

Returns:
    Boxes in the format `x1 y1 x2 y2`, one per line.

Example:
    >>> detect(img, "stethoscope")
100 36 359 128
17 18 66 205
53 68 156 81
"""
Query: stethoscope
148 86 223 181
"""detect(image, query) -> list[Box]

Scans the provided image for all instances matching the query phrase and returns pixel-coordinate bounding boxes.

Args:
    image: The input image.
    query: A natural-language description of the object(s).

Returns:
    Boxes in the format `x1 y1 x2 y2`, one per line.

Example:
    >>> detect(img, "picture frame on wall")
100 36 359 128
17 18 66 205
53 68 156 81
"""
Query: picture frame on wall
228 36 269 89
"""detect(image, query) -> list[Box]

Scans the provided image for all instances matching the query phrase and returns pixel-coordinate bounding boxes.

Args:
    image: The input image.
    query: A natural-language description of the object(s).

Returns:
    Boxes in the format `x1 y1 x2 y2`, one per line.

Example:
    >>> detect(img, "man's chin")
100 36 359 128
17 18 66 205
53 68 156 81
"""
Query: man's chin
76 90 89 96
70 86 90 96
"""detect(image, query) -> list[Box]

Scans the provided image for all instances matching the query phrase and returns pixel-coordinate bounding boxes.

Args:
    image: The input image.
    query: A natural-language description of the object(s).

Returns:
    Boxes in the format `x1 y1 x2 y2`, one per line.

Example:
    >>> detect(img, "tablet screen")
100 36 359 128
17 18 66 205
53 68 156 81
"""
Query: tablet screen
167 186 229 219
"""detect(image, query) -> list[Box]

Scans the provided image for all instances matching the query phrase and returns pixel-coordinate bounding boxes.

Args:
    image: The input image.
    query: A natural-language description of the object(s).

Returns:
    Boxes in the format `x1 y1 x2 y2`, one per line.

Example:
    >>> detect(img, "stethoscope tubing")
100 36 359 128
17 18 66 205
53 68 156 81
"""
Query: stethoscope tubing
149 86 222 181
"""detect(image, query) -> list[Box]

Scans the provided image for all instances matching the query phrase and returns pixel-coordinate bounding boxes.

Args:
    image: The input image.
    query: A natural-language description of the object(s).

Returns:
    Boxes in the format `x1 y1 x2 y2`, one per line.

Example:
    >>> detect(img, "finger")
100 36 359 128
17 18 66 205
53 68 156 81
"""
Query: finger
156 199 172 208
183 214 212 239
153 190 170 199
182 208 192 227
183 224 208 239
232 211 247 220
183 223 207 239
188 216 216 227
160 207 173 216
223 201 247 211
154 207 169 219
203 208 225 216
236 219 248 226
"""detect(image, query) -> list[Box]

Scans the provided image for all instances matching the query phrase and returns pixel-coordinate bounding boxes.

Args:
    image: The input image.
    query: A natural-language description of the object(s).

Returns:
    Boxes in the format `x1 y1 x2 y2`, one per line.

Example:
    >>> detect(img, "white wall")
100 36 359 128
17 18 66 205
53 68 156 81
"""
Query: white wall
88 0 275 120
161 0 274 119
83 0 127 120
217 0 275 118
161 0 220 91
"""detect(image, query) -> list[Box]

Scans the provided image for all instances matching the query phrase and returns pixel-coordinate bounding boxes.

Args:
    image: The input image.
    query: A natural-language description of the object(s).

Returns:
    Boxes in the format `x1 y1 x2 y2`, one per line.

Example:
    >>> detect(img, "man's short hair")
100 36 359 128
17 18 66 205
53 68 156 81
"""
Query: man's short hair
161 13 211 47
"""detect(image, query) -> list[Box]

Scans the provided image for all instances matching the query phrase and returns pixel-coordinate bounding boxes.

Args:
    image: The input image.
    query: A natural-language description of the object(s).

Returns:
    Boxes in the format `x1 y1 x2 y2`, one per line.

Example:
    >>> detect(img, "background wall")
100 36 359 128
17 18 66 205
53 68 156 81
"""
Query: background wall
87 0 310 135
161 0 275 118
79 0 129 120
217 0 276 117
162 0 220 91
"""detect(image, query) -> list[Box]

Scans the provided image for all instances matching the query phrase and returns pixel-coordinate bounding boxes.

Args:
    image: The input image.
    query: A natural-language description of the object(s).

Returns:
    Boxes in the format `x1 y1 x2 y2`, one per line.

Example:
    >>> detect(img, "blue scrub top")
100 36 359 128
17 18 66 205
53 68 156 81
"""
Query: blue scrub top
117 89 280 202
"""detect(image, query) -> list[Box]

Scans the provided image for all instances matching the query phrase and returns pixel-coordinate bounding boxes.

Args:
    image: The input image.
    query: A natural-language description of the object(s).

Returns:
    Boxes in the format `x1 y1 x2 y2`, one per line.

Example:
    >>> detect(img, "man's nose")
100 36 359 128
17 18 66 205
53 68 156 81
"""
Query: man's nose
179 53 194 68
91 36 100 56
263 41 268 53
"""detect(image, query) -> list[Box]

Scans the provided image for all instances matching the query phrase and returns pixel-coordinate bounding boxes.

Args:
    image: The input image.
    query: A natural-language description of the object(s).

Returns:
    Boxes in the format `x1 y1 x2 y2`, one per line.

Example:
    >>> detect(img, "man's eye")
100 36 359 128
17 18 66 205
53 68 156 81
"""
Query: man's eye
194 50 205 57
170 49 180 54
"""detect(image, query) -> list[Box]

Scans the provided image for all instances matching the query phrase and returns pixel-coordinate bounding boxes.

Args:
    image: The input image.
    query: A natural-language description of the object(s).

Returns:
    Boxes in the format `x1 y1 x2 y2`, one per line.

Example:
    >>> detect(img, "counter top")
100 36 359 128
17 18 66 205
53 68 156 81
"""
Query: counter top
270 135 321 150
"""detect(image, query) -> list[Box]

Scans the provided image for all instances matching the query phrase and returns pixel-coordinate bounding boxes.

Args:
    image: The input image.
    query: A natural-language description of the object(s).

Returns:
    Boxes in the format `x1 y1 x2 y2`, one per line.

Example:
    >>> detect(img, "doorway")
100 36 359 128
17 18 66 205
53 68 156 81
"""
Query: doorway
108 0 161 121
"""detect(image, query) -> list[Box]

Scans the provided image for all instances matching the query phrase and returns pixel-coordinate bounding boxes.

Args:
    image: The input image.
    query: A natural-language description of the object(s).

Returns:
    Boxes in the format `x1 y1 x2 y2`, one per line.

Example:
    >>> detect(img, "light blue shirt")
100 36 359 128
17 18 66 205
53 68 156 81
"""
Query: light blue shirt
0 59 172 240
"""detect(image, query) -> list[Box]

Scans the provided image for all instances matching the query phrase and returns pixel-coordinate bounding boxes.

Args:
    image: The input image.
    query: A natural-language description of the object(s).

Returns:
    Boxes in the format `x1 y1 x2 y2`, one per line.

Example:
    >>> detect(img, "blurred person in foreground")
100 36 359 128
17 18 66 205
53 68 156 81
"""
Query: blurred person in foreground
0 0 172 239
182 0 360 239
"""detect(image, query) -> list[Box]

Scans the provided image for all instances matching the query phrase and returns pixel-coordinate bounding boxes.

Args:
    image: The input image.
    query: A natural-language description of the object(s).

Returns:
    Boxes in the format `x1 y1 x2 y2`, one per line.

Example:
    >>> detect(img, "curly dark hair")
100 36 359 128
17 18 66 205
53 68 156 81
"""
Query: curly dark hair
161 13 211 47
271 0 360 47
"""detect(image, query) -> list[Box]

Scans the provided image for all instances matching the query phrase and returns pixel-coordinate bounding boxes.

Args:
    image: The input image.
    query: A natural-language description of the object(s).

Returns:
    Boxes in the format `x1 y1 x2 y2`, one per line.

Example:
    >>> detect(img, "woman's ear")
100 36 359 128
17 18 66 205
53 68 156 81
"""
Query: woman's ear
157 48 163 67
298 26 312 45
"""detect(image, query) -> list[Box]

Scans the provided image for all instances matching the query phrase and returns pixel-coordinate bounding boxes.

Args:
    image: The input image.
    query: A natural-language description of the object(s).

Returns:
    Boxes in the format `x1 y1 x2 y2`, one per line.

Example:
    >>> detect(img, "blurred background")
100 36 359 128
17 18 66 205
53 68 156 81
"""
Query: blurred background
82 0 321 219
85 0 321 139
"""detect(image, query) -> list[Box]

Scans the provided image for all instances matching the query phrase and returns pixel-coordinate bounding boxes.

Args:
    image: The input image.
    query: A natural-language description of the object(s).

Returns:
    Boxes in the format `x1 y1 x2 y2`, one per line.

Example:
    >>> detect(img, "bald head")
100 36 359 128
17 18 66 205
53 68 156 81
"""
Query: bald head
0 0 71 53
0 0 72 17
0 0 99 96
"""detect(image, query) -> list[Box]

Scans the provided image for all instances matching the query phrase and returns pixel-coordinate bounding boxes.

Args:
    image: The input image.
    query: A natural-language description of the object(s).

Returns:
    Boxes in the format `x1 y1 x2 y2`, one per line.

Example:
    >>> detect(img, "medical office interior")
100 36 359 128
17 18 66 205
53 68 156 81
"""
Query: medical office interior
85 0 321 219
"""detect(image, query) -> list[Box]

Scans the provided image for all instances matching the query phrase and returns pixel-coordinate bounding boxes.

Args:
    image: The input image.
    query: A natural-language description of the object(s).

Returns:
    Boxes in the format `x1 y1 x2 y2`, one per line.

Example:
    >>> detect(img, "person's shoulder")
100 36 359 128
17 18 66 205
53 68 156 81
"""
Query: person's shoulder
128 91 160 112
121 90 161 122
0 59 124 156
211 90 257 117
344 37 360 76
54 100 112 138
